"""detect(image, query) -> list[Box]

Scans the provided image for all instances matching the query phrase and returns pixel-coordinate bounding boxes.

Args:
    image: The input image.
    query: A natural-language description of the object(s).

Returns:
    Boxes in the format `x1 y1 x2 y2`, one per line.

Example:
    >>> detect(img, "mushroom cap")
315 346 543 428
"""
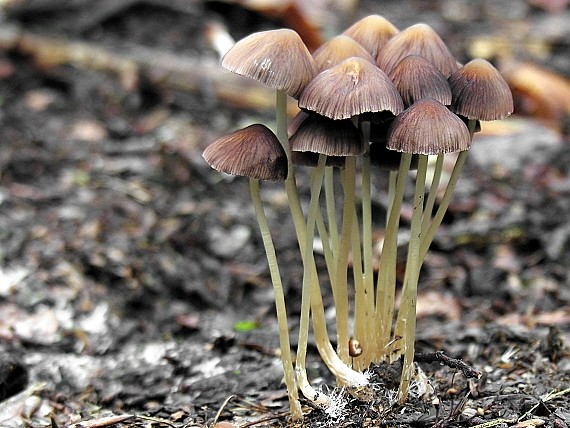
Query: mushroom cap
387 98 471 155
377 23 459 78
388 55 452 107
290 113 363 156
342 14 399 59
448 58 514 121
222 29 317 99
203 124 287 181
298 56 404 120
312 35 375 72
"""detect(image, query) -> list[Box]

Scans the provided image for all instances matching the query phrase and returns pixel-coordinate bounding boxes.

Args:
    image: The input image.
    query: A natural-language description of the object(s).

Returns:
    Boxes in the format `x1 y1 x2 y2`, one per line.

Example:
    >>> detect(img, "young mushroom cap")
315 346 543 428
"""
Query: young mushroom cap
290 113 363 156
448 58 514 121
299 56 404 120
222 29 317 99
377 23 459 78
203 124 287 181
312 35 375 72
342 14 399 59
388 54 452 107
387 98 471 155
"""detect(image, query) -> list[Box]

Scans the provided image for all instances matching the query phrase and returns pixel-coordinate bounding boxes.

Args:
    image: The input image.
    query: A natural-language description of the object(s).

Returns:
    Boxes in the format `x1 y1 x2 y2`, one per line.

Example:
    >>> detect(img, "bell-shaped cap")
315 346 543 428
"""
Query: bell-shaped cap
448 58 514 121
388 55 452 107
387 98 471 155
342 14 399 59
312 35 375 72
377 23 459 78
222 29 317 99
290 113 363 156
299 56 404 120
203 124 287 181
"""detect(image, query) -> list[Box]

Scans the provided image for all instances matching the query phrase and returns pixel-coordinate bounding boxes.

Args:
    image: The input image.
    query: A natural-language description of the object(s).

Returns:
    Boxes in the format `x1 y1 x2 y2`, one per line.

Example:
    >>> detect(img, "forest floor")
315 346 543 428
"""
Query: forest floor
0 1 569 427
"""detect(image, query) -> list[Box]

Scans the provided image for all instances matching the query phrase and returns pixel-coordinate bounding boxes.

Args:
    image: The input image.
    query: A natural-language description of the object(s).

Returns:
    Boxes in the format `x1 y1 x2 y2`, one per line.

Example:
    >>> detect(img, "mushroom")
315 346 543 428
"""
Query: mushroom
419 58 513 262
202 124 303 420
312 35 375 72
299 56 404 120
376 23 459 78
342 14 399 59
380 99 470 402
388 54 452 108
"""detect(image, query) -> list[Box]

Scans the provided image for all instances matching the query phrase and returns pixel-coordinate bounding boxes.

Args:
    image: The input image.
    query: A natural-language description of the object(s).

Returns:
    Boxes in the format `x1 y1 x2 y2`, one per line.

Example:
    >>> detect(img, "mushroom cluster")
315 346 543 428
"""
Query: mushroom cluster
203 15 513 421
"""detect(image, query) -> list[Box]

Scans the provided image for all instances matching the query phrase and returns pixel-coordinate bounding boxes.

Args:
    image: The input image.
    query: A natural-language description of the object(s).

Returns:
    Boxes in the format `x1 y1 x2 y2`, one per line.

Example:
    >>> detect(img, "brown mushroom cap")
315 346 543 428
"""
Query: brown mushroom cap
203 124 287 181
342 14 399 59
298 56 404 120
388 55 452 107
290 113 363 156
387 98 471 155
222 29 317 99
448 58 514 121
312 35 375 72
377 23 459 78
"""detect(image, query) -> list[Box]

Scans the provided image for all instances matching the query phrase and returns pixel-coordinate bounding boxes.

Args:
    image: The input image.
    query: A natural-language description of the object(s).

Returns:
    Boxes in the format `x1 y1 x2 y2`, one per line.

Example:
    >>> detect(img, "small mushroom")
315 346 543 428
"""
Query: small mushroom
221 29 316 99
448 58 514 122
203 124 302 420
312 35 375 72
342 14 399 59
203 124 287 181
387 98 470 155
388 54 452 108
377 23 459 78
299 56 404 120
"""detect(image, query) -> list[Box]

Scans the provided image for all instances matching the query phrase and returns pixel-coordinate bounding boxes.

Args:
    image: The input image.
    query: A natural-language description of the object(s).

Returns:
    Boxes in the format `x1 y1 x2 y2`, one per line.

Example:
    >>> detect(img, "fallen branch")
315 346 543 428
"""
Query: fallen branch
0 24 300 115
415 351 482 379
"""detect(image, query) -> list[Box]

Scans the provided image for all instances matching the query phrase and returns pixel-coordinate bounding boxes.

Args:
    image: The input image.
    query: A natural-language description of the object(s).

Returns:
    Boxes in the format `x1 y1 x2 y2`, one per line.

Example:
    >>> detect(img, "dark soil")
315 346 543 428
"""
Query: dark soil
0 1 569 427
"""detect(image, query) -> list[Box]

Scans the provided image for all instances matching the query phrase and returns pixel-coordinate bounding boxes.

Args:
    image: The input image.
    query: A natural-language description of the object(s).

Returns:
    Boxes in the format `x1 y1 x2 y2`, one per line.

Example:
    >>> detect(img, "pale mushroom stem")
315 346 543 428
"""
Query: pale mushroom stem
421 154 444 236
374 154 411 360
325 167 340 259
249 178 303 420
419 119 476 260
351 203 365 370
295 155 331 406
391 154 428 403
334 156 357 363
359 122 376 367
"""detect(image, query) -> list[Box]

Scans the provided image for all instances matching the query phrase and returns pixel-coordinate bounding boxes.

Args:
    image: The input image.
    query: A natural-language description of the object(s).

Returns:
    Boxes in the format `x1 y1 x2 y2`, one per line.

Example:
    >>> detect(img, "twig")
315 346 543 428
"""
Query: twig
415 351 482 379
0 25 299 114
211 395 235 428
68 414 134 428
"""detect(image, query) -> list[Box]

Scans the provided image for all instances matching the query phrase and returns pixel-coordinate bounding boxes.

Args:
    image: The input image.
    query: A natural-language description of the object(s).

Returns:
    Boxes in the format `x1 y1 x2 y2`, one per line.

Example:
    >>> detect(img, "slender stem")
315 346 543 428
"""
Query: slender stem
360 124 375 364
334 156 356 363
325 167 339 261
249 178 302 420
421 154 444 237
374 154 411 360
391 155 427 402
295 155 330 406
351 204 368 371
419 150 468 262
